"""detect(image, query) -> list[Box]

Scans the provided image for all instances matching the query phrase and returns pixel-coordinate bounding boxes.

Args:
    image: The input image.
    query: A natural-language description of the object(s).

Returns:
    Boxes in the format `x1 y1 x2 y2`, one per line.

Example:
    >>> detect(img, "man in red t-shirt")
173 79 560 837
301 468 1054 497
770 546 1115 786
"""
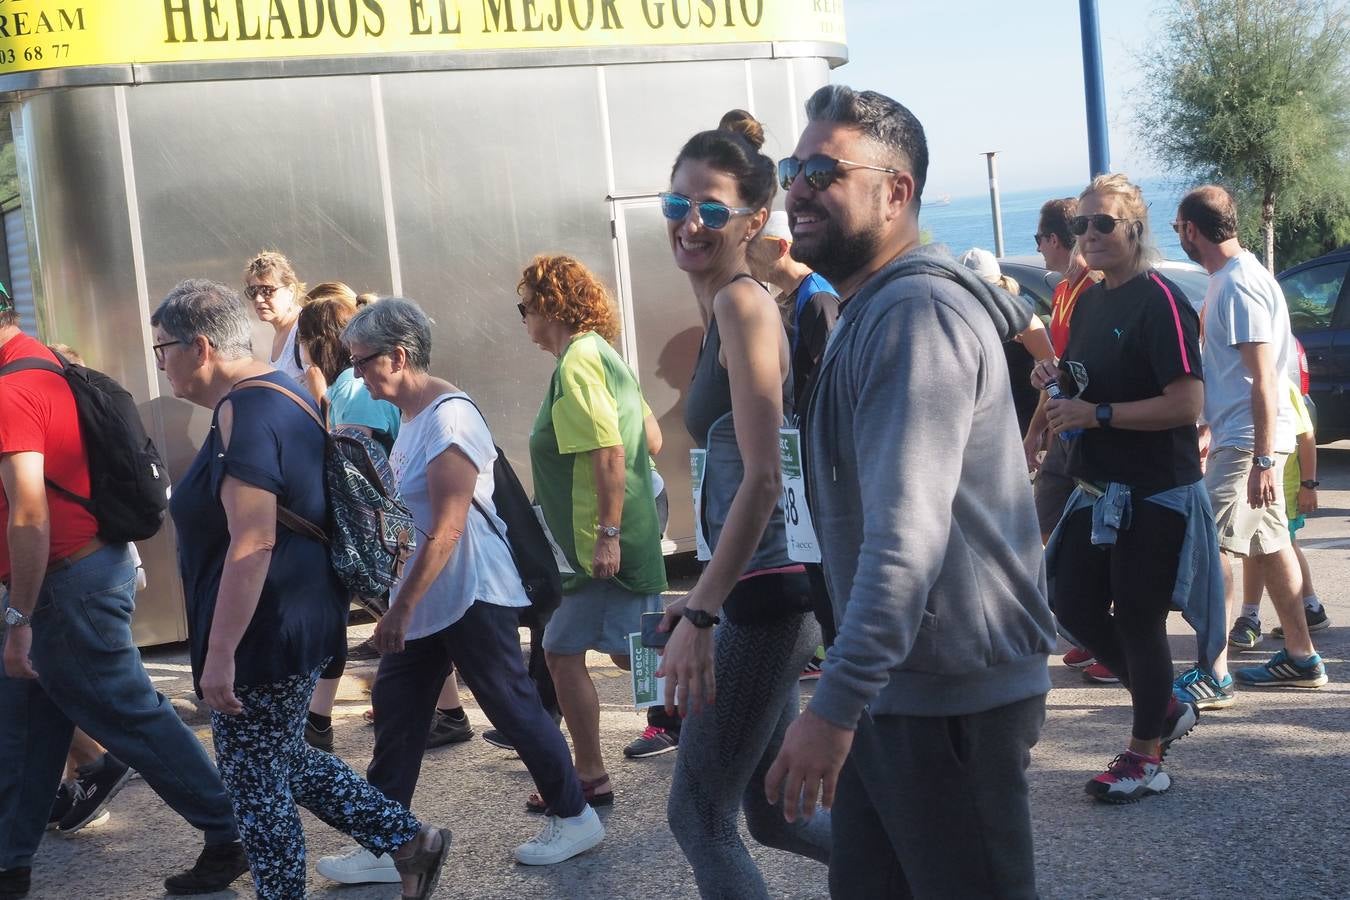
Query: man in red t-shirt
0 299 246 898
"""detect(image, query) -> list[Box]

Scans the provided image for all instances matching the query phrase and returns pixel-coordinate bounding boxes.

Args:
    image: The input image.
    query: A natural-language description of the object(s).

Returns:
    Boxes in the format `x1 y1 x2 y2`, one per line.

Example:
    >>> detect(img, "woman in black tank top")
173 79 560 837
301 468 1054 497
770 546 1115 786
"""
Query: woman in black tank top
659 112 830 898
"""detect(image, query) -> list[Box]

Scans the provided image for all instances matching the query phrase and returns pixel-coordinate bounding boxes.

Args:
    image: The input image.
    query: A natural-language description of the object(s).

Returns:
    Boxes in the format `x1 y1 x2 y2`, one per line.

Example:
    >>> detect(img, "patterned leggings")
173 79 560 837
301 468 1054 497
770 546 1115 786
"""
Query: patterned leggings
667 611 831 899
212 664 421 900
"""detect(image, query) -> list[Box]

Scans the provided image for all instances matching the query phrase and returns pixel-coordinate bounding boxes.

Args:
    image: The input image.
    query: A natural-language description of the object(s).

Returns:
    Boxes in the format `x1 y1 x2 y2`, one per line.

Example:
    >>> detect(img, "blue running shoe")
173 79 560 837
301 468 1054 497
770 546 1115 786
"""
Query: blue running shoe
1172 666 1236 710
1227 615 1261 650
1233 650 1328 688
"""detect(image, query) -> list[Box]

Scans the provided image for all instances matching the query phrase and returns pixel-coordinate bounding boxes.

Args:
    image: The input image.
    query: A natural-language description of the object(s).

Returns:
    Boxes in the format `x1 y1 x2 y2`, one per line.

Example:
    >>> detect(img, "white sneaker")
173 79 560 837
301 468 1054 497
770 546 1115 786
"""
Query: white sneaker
316 845 400 884
514 805 605 866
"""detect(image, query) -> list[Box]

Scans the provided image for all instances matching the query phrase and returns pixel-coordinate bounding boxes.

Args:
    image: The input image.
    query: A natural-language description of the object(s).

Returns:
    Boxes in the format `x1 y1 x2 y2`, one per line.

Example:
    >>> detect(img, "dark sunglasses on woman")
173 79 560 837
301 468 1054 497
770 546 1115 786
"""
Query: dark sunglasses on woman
777 154 899 192
659 192 754 230
1068 214 1136 236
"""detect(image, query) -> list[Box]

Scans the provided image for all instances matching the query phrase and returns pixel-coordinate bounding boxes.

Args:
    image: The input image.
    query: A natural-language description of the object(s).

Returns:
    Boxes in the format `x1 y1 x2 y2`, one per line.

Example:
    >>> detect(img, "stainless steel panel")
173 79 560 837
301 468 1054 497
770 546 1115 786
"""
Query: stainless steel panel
379 66 614 472
15 87 186 646
793 56 830 129
604 60 752 197
613 199 703 552
1 41 848 95
747 59 801 172
124 76 392 297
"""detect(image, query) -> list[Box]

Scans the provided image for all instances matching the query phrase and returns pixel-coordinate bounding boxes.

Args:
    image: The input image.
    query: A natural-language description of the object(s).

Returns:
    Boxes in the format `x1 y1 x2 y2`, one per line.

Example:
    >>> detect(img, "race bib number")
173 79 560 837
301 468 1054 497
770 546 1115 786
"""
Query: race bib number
779 428 820 563
690 449 711 561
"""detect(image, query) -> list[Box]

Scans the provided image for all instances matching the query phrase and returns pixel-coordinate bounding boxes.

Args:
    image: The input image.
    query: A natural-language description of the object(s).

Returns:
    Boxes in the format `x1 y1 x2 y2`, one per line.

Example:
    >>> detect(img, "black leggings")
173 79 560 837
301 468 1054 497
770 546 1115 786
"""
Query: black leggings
1052 501 1184 742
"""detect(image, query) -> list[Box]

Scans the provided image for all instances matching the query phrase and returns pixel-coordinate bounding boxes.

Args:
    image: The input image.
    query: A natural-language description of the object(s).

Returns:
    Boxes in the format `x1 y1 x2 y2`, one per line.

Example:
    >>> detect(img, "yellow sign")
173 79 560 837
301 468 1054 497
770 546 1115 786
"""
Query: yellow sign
0 0 845 77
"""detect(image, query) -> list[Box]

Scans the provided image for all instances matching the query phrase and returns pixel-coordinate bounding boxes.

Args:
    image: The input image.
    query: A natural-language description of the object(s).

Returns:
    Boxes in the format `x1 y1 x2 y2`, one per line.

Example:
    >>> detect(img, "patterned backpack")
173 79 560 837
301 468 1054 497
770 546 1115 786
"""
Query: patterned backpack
235 380 415 614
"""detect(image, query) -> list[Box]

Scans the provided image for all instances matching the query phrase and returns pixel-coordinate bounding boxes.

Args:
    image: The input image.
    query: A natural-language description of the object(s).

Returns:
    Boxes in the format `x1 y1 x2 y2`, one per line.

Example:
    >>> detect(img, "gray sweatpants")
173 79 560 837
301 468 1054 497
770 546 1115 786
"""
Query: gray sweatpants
829 694 1046 900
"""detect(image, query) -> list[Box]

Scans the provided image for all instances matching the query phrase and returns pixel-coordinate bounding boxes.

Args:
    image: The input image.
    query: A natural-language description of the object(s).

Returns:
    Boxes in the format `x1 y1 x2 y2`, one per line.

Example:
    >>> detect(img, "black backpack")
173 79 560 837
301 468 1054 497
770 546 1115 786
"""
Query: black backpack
0 350 169 542
436 396 563 623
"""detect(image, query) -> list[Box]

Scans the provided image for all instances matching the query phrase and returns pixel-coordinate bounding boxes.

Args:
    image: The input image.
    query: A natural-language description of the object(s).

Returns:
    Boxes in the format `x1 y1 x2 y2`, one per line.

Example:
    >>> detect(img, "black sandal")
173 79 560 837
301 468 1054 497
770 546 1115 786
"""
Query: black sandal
394 826 453 900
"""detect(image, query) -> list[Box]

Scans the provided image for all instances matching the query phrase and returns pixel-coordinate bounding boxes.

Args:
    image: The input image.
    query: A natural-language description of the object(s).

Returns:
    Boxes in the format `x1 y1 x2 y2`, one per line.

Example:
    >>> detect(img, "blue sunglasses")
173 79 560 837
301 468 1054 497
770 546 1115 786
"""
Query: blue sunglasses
659 192 755 230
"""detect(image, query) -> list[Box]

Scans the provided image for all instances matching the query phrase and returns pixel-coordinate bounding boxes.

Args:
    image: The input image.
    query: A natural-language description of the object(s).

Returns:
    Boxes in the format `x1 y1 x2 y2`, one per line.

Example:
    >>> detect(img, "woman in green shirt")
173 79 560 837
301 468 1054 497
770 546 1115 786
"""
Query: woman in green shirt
518 254 669 810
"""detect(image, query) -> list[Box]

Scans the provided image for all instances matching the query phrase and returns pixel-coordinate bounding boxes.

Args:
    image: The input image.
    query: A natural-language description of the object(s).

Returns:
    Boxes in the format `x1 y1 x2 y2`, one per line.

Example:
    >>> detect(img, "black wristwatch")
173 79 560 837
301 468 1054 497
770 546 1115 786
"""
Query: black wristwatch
682 608 721 629
1301 479 1320 489
1095 403 1113 430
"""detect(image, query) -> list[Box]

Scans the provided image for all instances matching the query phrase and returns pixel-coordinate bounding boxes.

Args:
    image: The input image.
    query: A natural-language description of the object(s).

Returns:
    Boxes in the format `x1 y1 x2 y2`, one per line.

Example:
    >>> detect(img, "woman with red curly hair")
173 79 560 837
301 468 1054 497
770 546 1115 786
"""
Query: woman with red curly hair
517 254 669 809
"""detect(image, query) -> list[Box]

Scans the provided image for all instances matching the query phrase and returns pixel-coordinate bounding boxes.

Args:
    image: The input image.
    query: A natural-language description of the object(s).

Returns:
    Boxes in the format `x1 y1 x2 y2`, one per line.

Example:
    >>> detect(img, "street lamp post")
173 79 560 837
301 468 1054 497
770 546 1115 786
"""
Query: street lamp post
983 150 1005 258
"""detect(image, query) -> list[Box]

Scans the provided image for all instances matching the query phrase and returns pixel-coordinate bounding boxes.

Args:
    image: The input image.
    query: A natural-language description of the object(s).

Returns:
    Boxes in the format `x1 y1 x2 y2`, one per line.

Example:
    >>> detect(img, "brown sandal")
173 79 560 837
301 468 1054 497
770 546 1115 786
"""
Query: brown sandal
393 826 452 900
525 774 613 814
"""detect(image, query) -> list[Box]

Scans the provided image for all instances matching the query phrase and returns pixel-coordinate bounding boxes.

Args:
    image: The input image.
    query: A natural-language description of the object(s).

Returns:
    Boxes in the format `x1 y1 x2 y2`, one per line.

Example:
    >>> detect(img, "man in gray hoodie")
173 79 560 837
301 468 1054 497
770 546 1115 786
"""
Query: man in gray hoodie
764 85 1055 899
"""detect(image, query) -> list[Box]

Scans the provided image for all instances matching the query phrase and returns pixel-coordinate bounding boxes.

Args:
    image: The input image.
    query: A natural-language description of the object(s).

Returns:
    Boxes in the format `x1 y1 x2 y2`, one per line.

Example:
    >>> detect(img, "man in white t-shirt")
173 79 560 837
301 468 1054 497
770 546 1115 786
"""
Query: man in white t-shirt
1171 185 1328 707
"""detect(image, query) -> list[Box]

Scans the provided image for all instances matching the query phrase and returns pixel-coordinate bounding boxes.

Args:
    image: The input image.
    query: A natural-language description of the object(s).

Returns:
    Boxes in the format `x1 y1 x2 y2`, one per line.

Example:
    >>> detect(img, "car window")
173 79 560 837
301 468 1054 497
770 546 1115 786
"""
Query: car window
1279 261 1348 331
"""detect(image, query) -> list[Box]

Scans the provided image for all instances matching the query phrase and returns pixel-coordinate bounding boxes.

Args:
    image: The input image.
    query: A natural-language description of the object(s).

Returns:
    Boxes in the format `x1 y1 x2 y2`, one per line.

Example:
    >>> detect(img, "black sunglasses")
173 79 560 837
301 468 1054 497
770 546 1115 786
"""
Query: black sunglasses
658 192 754 230
517 302 530 320
777 154 900 192
1069 214 1135 236
350 350 385 374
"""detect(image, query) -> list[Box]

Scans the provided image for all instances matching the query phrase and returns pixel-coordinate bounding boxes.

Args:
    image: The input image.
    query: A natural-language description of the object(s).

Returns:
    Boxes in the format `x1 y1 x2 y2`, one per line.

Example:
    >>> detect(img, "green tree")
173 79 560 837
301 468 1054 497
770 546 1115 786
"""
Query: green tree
1137 0 1350 270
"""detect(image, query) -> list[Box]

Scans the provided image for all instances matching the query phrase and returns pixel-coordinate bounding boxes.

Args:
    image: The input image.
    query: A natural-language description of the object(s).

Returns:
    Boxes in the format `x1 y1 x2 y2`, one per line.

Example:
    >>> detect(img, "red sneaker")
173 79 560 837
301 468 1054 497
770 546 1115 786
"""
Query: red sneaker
1082 662 1120 684
1062 647 1096 669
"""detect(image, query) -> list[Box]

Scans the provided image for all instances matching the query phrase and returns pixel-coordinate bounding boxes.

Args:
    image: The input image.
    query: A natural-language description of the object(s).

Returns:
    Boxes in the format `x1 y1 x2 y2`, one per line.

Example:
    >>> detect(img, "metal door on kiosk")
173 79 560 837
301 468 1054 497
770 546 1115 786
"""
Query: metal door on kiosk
611 194 704 556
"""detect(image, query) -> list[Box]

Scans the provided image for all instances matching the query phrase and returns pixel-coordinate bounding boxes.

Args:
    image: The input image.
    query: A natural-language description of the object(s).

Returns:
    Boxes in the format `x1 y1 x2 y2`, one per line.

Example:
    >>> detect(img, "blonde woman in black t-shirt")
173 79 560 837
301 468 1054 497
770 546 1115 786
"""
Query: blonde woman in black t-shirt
1033 174 1209 804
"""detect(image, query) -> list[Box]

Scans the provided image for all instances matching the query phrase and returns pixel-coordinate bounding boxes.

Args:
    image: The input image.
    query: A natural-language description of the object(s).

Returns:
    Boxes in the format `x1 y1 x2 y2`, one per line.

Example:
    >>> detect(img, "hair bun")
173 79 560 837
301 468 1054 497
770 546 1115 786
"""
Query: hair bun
718 109 765 150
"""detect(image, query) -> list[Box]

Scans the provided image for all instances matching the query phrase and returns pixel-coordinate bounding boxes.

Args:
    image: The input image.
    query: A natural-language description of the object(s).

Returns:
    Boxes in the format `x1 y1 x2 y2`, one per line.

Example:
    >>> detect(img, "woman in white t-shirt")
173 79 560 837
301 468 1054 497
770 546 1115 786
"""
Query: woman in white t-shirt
243 250 307 382
315 298 604 886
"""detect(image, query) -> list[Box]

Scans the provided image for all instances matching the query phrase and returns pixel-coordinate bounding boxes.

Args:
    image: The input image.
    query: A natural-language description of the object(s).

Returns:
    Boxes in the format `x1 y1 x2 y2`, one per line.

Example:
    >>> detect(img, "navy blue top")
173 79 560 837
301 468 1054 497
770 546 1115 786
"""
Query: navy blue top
170 370 344 694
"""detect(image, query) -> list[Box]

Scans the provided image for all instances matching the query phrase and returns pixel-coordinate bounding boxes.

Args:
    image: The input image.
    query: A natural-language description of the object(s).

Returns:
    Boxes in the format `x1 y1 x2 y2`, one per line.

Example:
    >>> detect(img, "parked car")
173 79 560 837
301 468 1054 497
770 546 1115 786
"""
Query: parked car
997 255 1316 435
996 255 1213 318
1280 246 1350 442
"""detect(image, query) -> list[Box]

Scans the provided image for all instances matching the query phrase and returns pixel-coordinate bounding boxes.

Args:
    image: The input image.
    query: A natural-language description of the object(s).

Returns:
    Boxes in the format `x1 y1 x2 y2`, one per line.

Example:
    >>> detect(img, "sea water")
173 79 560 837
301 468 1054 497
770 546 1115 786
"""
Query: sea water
920 177 1188 262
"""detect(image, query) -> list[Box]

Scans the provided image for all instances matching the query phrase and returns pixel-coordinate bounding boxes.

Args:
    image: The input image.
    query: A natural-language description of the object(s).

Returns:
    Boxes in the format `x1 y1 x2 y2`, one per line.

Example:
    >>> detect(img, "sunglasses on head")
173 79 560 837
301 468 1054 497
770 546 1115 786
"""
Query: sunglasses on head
245 283 282 300
1068 214 1136 236
659 192 754 230
777 154 900 192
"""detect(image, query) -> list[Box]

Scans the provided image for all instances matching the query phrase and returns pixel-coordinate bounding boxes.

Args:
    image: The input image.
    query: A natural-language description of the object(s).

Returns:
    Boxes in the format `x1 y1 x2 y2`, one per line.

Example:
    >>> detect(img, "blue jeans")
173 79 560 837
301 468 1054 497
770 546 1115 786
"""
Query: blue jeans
0 544 238 869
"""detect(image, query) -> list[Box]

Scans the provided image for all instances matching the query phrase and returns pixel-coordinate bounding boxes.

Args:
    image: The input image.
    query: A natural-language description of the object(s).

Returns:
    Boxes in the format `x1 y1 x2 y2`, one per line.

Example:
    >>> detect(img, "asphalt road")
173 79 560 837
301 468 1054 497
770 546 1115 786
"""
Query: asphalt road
18 444 1350 899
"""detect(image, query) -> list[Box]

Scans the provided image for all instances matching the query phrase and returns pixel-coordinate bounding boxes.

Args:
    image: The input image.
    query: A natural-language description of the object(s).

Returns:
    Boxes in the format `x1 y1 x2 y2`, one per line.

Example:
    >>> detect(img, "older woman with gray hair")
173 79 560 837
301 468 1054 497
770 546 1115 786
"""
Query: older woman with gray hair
316 297 603 887
152 280 451 900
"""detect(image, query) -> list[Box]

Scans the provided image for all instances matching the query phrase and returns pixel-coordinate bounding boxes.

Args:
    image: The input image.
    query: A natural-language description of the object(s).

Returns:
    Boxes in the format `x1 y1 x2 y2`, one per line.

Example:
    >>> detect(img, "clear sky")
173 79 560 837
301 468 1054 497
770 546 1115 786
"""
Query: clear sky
832 0 1162 198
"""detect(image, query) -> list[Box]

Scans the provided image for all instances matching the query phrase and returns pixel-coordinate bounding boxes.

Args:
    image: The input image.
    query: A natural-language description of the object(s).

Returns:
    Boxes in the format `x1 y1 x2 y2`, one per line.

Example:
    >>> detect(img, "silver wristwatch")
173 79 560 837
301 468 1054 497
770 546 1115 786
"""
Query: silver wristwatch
596 524 621 538
1253 455 1276 470
4 607 32 628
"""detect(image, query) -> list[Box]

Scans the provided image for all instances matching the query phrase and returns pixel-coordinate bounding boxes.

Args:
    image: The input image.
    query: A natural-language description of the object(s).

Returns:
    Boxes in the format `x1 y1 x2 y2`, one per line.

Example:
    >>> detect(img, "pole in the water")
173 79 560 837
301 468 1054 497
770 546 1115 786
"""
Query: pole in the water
1079 0 1111 177
983 151 1005 258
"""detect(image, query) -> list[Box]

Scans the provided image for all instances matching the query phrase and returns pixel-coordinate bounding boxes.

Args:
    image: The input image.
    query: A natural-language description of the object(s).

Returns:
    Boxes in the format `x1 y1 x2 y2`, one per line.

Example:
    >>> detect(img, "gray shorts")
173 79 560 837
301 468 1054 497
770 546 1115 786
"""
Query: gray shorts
1206 446 1291 557
542 579 663 656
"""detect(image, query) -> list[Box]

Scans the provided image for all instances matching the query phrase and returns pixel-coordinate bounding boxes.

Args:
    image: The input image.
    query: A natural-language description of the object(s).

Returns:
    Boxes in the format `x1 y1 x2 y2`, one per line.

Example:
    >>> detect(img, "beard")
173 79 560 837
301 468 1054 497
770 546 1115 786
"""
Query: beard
790 216 884 288
1179 235 1201 264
